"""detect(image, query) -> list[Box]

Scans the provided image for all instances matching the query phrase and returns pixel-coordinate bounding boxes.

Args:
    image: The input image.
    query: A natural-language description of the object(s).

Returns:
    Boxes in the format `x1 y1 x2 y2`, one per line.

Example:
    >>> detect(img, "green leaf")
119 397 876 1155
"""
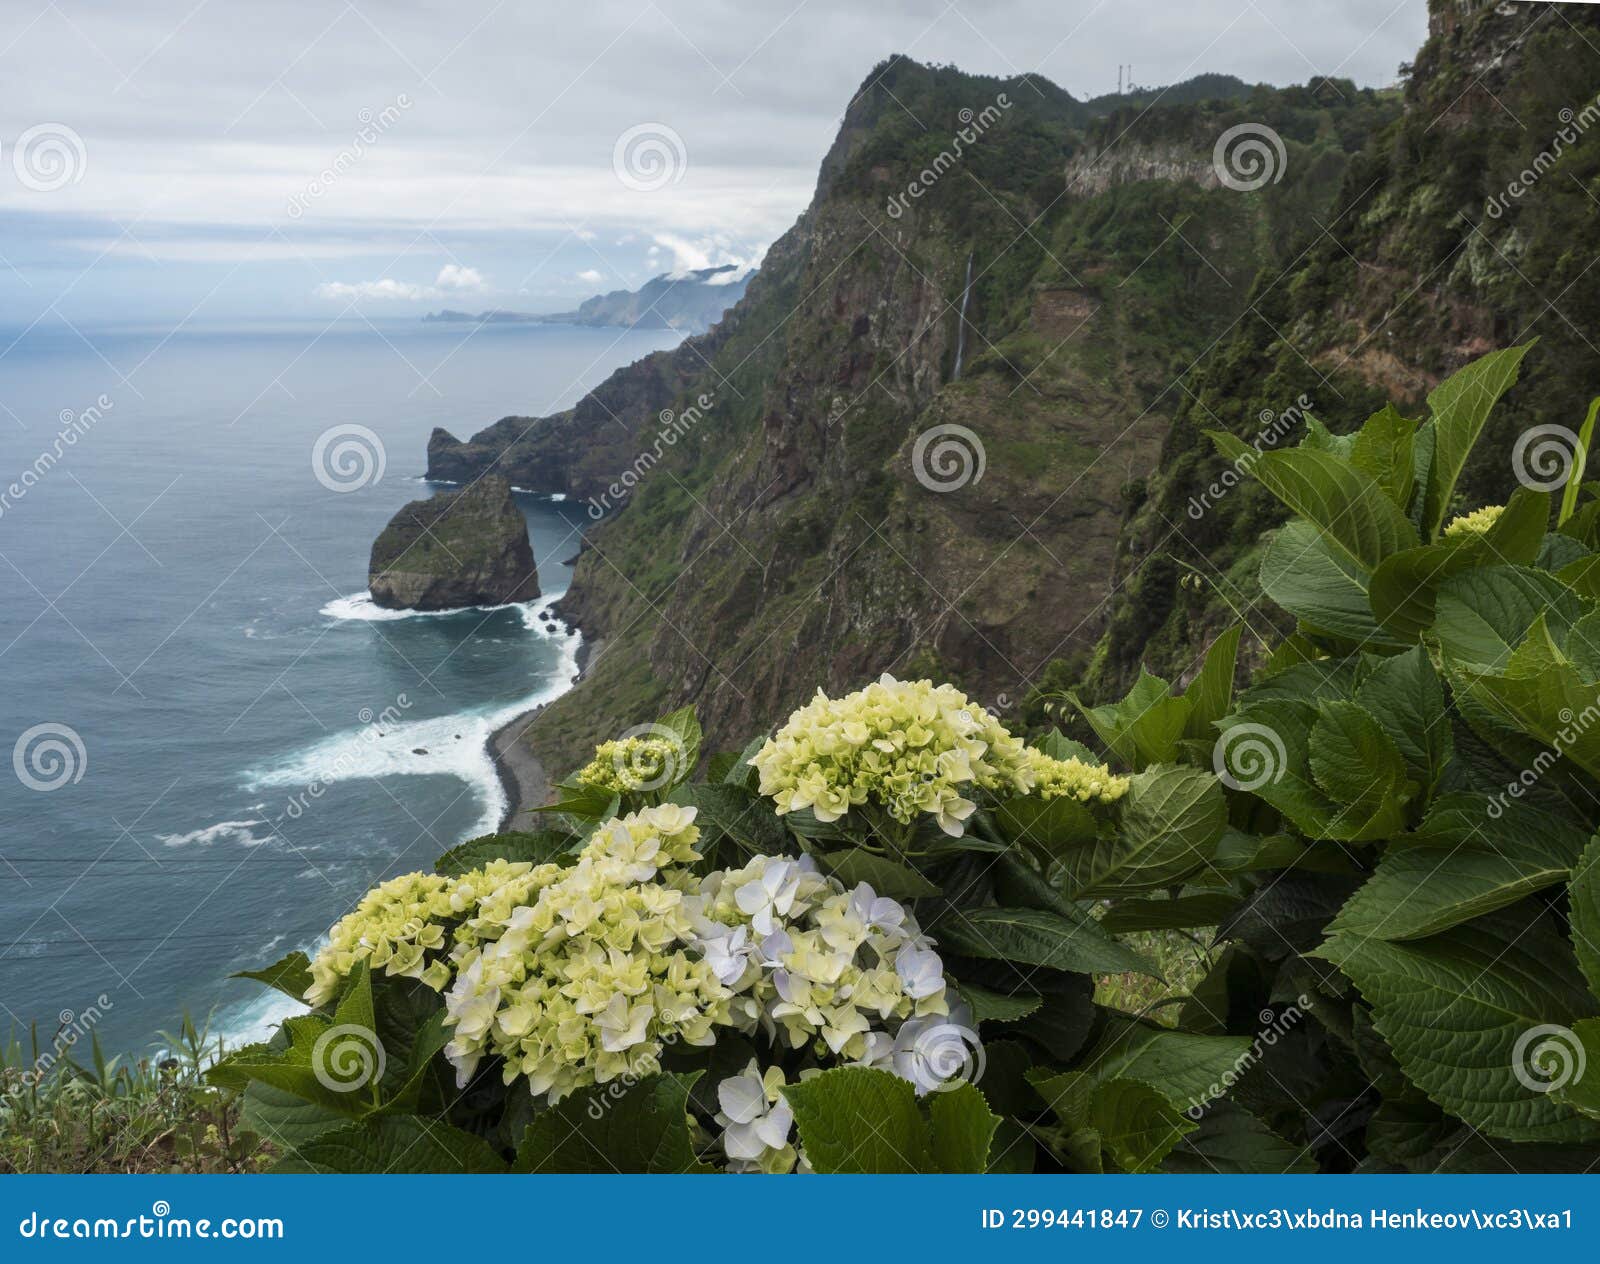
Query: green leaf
957 981 1042 1024
1350 403 1417 509
1164 1101 1316 1173
1211 430 1419 570
1074 1020 1253 1111
927 1082 1002 1173
272 1116 507 1173
1568 833 1600 997
233 951 312 1002
783 1067 933 1173
1457 617 1600 780
1354 646 1452 795
433 829 576 876
1072 669 1189 769
1033 731 1102 764
935 905 1160 978
1369 487 1549 640
666 781 795 860
814 848 939 899
239 1082 350 1154
534 781 619 821
1100 893 1240 933
1182 625 1243 742
515 1071 713 1173
1259 521 1406 646
1306 699 1412 839
1058 763 1226 896
654 704 703 786
992 795 1098 859
1029 1070 1195 1173
1328 795 1588 941
1315 903 1600 1143
1434 564 1587 672
1421 342 1533 538
1552 1018 1600 1120
1560 397 1600 527
1218 699 1341 837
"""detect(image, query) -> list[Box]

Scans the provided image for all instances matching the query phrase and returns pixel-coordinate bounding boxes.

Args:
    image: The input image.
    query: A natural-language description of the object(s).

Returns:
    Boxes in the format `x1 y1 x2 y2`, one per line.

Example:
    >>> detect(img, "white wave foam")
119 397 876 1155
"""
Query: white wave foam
245 593 580 840
158 819 276 849
320 590 541 623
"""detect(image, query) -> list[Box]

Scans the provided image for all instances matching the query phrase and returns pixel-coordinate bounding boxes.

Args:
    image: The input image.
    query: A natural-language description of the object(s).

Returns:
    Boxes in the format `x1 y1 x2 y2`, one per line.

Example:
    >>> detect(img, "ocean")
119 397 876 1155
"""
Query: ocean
0 319 681 1056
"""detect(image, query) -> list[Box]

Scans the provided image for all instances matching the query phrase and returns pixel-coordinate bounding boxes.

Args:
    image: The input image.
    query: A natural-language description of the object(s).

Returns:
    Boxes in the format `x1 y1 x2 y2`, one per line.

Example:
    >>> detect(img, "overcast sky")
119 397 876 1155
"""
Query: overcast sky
0 0 1429 324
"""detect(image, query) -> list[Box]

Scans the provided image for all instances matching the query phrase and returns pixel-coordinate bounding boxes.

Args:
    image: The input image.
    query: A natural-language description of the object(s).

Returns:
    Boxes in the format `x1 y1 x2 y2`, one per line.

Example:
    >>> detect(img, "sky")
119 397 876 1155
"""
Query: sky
0 0 1430 326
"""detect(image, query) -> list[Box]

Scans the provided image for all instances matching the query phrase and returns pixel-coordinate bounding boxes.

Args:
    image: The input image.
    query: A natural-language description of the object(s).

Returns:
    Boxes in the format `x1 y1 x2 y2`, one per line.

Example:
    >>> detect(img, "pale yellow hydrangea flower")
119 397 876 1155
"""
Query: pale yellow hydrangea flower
305 871 456 1008
441 803 731 1103
749 674 1033 836
1025 748 1130 804
574 736 680 794
1442 504 1504 538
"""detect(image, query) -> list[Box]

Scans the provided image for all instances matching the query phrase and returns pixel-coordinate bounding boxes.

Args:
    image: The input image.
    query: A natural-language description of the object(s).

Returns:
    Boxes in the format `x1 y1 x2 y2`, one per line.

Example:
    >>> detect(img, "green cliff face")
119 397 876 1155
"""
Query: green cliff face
368 475 539 611
1088 0 1600 700
428 55 1397 776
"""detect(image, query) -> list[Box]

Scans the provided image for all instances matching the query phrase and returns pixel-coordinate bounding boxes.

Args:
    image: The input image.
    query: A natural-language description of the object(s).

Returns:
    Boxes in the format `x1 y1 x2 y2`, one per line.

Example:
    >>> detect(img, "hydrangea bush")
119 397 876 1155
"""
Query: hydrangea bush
222 348 1600 1173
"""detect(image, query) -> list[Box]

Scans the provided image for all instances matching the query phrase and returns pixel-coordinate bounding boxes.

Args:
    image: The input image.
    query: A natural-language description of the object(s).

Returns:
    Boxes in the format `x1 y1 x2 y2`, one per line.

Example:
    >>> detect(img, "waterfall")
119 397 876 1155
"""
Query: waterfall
951 250 974 381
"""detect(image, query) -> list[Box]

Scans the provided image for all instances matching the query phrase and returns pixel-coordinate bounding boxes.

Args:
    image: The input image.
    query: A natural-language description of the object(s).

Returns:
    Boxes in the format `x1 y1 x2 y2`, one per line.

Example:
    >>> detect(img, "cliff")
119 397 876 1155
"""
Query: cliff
368 476 539 611
425 54 1394 775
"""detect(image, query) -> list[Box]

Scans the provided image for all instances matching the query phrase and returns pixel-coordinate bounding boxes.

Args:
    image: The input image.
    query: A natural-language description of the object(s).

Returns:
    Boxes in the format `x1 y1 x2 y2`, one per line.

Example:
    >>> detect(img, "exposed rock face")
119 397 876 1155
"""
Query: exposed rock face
368 476 539 611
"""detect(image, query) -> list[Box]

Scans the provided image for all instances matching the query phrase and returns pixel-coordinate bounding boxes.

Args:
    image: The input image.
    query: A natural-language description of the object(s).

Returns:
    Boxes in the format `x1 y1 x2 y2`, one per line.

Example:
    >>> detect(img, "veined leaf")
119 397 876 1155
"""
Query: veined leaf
1559 397 1600 527
1433 565 1587 672
1029 1070 1195 1173
1316 903 1600 1143
1350 403 1417 510
434 829 576 876
958 981 1043 1024
272 1116 507 1174
1057 763 1225 896
1072 669 1188 769
1259 521 1406 647
814 848 939 899
1182 625 1243 742
1075 1019 1252 1111
993 795 1098 859
1421 343 1534 538
1307 699 1412 840
1353 646 1452 795
515 1072 713 1173
1163 1101 1316 1174
233 951 312 1002
1569 833 1600 997
935 905 1160 978
784 1067 996 1173
1211 430 1419 571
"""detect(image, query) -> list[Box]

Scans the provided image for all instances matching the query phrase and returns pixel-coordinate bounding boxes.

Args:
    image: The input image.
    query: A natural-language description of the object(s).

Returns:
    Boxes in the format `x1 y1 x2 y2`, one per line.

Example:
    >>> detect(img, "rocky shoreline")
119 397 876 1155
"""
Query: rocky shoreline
488 635 603 832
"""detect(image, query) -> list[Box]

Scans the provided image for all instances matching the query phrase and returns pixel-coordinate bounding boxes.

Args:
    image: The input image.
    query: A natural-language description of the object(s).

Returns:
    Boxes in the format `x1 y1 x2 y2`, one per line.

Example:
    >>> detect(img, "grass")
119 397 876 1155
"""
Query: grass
0 1016 273 1174
1093 926 1218 1025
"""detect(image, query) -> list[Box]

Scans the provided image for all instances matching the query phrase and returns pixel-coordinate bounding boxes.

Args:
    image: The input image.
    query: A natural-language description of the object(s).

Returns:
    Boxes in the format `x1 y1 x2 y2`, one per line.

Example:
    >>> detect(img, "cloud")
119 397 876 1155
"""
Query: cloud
650 232 761 280
576 268 604 283
315 264 488 304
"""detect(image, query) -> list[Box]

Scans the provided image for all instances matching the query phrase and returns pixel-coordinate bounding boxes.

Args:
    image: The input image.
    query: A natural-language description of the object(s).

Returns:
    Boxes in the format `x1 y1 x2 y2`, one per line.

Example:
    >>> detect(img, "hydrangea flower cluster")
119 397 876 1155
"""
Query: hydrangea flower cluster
1025 748 1130 804
749 674 1033 835
1443 503 1504 537
440 804 731 1103
305 871 456 1007
715 1060 812 1174
574 736 680 794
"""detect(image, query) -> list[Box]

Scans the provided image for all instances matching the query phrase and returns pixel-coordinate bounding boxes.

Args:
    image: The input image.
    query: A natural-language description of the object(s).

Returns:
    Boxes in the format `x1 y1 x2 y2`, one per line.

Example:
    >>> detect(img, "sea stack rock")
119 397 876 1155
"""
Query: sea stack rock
368 475 539 611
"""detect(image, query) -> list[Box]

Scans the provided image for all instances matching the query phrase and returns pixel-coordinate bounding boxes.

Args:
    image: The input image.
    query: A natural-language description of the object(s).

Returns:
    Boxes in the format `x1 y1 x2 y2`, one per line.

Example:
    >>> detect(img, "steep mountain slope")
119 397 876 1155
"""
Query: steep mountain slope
1088 0 1600 699
429 57 1396 774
